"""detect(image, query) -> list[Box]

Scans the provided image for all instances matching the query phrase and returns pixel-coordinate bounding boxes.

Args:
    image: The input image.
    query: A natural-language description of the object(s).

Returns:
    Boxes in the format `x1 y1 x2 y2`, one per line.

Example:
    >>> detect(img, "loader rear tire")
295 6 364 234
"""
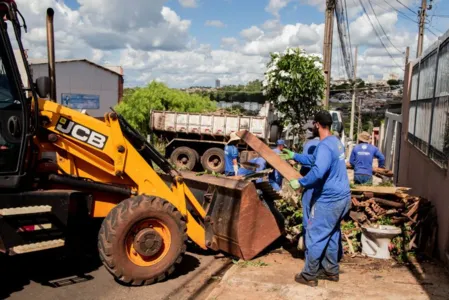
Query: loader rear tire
98 195 187 286
170 146 198 171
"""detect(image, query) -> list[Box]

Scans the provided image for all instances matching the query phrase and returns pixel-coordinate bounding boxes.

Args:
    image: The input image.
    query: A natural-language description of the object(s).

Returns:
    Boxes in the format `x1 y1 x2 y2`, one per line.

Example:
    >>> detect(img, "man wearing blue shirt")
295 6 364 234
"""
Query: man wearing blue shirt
224 132 240 176
281 111 351 287
297 121 320 251
271 140 286 191
350 131 385 185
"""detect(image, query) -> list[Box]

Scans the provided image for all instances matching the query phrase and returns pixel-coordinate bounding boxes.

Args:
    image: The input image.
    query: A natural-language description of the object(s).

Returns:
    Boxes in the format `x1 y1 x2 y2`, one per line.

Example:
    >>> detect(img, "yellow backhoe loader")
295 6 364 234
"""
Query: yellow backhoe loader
0 1 284 285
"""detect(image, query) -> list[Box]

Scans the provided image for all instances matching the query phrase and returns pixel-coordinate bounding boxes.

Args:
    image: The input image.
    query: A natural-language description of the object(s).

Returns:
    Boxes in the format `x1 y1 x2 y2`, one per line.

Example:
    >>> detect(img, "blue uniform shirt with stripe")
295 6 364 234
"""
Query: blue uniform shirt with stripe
300 138 320 177
349 143 385 176
224 145 239 174
293 136 350 203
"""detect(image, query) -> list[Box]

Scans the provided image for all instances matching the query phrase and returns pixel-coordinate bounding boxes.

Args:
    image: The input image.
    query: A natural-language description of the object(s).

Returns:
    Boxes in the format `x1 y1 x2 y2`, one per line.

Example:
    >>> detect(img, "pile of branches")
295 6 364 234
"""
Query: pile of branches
276 184 437 262
344 186 437 262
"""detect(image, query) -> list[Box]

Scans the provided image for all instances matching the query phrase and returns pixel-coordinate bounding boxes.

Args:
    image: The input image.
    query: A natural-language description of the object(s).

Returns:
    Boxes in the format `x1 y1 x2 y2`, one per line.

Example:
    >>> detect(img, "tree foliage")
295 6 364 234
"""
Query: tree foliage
263 48 325 130
387 79 400 86
219 79 263 92
116 81 216 136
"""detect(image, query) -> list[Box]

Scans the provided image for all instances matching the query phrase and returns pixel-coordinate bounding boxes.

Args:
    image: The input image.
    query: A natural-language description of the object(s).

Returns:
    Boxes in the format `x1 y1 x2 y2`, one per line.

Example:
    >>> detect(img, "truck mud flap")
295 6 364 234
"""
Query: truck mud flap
167 172 284 260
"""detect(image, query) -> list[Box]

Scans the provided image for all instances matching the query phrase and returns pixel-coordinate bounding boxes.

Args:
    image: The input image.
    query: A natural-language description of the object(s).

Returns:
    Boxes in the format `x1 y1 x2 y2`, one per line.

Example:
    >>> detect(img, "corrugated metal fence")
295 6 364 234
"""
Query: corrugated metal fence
407 30 449 169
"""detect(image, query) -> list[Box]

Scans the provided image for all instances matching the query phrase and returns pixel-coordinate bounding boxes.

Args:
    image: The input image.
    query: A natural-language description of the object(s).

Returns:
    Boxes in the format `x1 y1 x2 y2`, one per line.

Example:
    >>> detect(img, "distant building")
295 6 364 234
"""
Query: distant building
383 72 399 81
367 75 376 83
215 79 221 88
17 52 124 118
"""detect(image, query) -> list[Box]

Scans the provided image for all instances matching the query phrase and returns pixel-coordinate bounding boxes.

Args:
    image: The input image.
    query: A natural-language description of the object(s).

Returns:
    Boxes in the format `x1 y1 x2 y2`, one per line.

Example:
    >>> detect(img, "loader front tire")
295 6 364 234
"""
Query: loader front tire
98 195 187 286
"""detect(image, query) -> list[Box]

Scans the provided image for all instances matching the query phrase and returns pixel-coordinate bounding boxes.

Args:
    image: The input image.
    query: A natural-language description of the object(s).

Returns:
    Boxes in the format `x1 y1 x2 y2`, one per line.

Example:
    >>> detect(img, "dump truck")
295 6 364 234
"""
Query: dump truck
150 103 282 173
0 1 283 285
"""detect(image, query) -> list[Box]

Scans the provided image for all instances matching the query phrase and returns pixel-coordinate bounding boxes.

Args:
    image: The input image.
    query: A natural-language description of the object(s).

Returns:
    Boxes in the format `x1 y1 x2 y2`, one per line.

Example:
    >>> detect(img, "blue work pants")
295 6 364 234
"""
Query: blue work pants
301 197 351 280
354 174 373 185
301 188 314 242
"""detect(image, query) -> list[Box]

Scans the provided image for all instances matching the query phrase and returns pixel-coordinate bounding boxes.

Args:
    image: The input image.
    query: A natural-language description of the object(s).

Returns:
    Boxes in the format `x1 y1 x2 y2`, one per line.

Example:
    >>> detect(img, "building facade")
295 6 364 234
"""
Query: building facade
398 29 449 265
21 56 123 118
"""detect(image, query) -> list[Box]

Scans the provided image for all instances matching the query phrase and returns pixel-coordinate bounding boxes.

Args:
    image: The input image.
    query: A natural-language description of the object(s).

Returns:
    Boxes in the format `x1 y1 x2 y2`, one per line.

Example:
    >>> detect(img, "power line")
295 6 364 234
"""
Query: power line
433 15 449 18
426 26 439 37
396 0 417 15
343 0 354 67
367 0 403 54
358 0 405 70
382 0 419 24
426 22 444 34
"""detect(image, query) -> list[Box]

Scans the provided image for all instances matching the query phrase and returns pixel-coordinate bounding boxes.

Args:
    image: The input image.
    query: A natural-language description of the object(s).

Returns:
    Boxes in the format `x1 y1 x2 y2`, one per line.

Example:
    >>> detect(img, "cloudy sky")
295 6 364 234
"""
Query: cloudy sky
15 0 449 87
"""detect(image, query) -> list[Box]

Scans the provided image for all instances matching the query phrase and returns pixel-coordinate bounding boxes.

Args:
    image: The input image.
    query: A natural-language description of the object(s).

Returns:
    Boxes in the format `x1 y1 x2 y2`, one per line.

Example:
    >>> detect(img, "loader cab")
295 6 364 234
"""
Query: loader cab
0 1 35 188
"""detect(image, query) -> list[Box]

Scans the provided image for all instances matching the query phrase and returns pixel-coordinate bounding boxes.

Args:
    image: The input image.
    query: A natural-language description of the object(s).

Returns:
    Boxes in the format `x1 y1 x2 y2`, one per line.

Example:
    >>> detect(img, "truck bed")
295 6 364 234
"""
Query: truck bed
151 110 270 140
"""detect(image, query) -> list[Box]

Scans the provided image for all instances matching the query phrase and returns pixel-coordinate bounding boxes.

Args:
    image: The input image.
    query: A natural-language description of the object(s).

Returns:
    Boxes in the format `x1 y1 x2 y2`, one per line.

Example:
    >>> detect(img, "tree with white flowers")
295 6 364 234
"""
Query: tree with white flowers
263 48 325 131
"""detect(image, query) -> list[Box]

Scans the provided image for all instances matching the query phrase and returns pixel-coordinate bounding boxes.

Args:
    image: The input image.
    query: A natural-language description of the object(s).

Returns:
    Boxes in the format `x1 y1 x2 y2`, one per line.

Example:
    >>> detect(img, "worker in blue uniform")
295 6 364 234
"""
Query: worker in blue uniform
271 140 286 191
297 121 320 251
238 156 281 192
281 111 351 287
224 132 240 176
349 131 385 185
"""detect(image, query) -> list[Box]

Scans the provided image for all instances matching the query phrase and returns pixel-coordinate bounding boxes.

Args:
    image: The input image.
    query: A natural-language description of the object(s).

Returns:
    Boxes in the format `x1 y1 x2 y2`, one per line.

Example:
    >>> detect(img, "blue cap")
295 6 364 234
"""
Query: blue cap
276 139 285 145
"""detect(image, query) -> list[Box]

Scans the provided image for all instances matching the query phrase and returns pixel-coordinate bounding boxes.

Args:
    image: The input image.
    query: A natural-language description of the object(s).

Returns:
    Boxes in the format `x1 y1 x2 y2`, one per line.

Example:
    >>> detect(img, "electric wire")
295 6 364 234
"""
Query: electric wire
358 0 405 70
367 0 403 54
396 0 417 15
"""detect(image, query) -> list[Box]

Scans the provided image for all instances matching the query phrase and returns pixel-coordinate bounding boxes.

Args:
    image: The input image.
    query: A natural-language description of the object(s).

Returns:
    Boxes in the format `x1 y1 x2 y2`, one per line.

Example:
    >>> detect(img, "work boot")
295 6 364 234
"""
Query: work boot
317 269 341 281
319 272 339 282
294 273 318 287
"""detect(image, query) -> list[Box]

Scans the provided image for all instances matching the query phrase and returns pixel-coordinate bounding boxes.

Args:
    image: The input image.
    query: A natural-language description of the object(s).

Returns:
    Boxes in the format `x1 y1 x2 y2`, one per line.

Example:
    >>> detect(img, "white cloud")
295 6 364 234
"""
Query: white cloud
240 26 264 41
221 37 239 47
120 46 267 87
241 23 324 56
178 0 198 8
265 0 292 18
262 19 282 31
11 0 438 89
205 20 226 28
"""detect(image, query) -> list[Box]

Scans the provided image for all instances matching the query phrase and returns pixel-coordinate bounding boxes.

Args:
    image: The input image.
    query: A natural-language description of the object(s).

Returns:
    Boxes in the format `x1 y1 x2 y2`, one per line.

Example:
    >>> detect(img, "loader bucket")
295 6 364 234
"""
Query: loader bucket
175 172 284 260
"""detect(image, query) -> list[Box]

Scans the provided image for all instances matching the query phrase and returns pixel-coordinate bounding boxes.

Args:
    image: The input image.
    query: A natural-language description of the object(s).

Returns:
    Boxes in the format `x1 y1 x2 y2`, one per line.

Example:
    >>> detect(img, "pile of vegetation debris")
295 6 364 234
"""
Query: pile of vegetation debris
276 184 438 262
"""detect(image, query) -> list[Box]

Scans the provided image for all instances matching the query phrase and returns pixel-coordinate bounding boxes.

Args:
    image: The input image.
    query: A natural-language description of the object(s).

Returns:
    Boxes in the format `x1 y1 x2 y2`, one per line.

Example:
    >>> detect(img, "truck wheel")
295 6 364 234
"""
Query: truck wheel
269 124 280 143
98 195 187 286
170 147 198 171
201 148 225 173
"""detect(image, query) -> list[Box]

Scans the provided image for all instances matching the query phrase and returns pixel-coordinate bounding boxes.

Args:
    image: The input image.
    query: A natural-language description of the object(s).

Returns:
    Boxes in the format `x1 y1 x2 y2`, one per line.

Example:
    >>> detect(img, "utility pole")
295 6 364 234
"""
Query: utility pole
349 46 358 141
405 46 410 66
417 0 429 58
357 96 362 135
323 0 336 107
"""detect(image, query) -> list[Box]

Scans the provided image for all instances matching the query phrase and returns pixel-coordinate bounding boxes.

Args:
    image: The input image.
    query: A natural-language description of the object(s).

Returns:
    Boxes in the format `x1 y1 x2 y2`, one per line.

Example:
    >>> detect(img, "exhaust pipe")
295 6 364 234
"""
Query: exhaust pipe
46 8 56 102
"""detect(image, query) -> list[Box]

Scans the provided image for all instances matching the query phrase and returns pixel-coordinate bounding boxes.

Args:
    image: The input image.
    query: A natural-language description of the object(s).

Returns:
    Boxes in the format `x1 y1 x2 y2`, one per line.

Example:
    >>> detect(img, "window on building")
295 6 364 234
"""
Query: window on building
408 39 449 169
430 41 449 168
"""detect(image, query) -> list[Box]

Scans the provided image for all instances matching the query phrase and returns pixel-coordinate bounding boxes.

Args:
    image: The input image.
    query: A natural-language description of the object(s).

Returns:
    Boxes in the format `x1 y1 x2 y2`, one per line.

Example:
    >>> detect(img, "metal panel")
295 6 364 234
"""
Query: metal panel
250 117 266 139
200 115 213 134
164 112 176 132
187 114 200 134
175 113 188 132
225 116 239 135
213 116 226 135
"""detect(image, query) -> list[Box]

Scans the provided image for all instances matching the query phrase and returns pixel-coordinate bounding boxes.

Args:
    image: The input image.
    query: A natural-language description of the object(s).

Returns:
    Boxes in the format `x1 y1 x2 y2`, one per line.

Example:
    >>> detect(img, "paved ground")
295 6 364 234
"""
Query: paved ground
207 250 449 300
1 248 228 300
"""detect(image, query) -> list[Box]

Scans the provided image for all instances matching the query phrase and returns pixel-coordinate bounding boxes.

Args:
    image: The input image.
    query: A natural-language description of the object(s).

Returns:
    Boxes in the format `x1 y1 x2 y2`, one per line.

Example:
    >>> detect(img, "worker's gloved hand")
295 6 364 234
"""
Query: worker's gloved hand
233 164 239 175
289 179 301 190
280 149 295 160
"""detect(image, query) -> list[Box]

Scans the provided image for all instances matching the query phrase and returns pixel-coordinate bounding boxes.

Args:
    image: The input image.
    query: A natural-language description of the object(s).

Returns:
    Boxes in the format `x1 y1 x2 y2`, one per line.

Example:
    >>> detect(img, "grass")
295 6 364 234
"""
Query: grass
378 181 394 187
195 170 222 177
232 259 269 268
